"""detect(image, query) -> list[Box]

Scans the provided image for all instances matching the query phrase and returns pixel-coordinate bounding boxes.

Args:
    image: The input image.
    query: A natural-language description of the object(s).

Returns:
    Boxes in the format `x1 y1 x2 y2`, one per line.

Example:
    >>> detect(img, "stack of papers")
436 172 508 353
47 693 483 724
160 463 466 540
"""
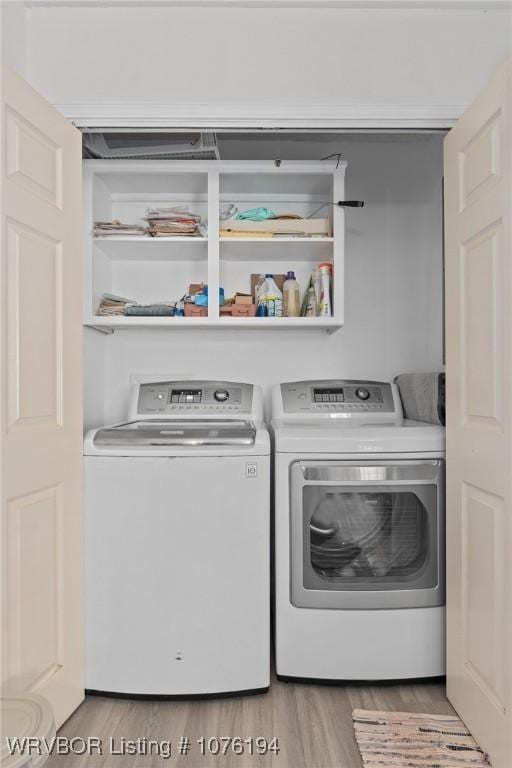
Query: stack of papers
94 220 147 237
144 207 203 237
97 293 135 315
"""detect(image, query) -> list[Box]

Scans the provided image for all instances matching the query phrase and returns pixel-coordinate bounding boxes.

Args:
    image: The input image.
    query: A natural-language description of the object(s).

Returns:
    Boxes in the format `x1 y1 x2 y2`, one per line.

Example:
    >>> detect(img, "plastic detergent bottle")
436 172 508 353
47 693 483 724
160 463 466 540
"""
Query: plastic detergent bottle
254 274 266 306
318 262 332 317
283 271 300 317
312 268 322 313
259 274 283 317
305 285 317 317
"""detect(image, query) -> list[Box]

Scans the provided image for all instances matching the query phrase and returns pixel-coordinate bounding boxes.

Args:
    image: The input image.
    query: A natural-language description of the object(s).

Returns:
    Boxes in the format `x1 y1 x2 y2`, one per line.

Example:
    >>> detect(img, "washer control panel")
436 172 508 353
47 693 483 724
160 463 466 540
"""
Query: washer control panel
137 381 253 415
281 380 396 414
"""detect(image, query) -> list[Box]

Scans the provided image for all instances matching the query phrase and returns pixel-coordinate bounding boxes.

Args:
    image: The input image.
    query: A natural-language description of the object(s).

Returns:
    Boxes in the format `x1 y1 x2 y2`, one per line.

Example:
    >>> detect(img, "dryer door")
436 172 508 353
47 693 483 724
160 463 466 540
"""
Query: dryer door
290 460 444 610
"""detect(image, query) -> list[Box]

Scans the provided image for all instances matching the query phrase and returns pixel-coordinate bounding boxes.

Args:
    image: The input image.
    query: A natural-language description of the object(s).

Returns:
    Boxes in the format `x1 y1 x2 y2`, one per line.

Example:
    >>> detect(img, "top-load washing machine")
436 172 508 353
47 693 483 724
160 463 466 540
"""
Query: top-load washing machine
271 379 445 681
84 380 270 697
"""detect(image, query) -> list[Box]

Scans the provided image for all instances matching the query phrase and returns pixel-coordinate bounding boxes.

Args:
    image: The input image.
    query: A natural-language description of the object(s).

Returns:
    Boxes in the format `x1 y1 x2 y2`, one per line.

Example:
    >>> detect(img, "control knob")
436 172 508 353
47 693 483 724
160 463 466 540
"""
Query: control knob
355 387 370 401
214 389 229 402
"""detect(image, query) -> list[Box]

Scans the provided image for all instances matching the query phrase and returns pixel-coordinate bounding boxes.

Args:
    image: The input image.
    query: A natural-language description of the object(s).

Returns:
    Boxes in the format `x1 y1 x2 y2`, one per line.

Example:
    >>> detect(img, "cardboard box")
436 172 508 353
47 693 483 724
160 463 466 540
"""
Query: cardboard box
232 304 257 317
234 293 253 305
188 283 204 296
220 304 257 317
184 304 208 317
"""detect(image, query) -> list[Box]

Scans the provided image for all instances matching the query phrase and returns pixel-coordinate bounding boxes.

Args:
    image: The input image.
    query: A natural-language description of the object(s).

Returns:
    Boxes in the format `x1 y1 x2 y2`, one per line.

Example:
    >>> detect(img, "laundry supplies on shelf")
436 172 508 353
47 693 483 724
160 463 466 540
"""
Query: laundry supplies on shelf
220 265 334 321
318 262 333 316
84 160 345 330
305 285 318 317
312 268 322 309
256 274 283 317
192 285 224 306
283 272 300 317
300 263 334 317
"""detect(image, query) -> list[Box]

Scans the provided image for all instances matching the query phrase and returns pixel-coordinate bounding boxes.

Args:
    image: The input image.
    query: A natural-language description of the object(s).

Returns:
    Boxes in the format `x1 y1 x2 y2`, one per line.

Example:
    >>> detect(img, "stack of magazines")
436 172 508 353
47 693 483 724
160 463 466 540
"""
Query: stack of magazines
94 220 147 237
144 207 203 237
97 293 135 315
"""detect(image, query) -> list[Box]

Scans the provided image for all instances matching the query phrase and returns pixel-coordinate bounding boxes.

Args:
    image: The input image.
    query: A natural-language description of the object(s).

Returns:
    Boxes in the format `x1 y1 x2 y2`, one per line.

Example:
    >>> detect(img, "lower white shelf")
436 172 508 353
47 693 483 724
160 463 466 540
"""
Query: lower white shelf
85 316 342 332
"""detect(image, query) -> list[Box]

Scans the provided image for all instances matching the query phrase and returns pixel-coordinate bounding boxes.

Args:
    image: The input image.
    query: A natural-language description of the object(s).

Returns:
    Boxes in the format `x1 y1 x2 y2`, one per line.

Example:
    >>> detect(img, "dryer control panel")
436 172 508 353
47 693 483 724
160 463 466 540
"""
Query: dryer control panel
135 380 254 415
280 380 396 414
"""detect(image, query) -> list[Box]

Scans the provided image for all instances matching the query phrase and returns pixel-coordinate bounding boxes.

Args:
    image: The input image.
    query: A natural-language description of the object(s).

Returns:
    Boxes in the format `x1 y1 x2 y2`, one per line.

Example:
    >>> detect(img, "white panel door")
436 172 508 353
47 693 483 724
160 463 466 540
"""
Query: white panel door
444 58 511 767
0 67 83 728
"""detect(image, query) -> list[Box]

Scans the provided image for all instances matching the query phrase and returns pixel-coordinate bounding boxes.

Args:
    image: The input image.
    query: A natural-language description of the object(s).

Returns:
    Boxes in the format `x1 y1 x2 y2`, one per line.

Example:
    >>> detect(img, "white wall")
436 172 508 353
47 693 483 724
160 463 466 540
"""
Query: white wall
84 327 106 430
84 134 444 427
24 5 511 123
1 1 27 75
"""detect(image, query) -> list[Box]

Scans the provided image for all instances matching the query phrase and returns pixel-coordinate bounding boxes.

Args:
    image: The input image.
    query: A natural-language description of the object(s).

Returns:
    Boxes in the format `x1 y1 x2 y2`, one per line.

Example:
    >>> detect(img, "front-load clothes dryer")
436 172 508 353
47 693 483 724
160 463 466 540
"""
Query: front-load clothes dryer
84 380 270 697
271 379 445 681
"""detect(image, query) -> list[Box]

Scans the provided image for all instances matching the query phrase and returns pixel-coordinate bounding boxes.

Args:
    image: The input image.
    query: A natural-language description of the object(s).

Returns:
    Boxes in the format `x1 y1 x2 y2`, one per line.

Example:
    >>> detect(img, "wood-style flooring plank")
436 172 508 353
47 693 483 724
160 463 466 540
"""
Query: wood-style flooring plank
45 676 452 768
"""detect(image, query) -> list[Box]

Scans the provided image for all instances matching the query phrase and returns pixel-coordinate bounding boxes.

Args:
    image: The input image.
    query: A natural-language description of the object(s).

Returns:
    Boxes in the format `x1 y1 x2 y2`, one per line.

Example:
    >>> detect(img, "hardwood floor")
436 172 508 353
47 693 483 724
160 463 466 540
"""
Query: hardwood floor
47 675 453 768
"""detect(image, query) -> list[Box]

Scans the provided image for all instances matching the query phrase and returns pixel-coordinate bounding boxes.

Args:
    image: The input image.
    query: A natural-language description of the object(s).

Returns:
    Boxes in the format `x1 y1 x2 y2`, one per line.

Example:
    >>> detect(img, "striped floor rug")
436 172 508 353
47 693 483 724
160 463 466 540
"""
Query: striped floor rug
352 709 491 767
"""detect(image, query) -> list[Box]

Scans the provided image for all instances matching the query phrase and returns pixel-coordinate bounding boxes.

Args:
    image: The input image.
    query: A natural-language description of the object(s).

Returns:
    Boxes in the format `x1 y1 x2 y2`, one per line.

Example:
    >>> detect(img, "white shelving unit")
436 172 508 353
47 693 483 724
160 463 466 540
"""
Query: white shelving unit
83 160 346 332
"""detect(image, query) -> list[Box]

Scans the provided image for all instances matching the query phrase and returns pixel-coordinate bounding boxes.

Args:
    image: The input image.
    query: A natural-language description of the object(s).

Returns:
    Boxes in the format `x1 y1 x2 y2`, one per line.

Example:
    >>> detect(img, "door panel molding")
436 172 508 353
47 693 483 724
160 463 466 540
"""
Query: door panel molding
459 219 502 430
461 481 506 713
5 484 64 692
6 217 64 430
458 108 502 212
5 105 63 210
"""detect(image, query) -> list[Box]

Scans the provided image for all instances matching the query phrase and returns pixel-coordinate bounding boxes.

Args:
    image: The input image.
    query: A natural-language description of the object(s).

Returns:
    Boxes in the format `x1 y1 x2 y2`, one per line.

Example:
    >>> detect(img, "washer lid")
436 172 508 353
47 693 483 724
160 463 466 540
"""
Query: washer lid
93 419 256 446
1 694 55 768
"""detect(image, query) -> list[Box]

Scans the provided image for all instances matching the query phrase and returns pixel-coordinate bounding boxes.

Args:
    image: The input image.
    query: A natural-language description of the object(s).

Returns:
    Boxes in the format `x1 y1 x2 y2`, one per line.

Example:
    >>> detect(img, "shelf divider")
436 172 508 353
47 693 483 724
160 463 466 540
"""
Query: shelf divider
208 170 220 319
332 168 345 325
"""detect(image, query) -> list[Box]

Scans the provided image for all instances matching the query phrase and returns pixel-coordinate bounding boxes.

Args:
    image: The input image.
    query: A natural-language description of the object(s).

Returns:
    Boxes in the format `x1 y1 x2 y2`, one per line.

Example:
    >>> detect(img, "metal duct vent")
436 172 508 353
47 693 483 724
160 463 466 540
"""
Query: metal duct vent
82 131 220 160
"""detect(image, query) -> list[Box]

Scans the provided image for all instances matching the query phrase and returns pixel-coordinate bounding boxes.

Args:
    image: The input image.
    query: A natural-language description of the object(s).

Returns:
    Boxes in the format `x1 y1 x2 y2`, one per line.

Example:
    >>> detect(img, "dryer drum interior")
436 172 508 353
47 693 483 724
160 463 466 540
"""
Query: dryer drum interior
290 459 445 611
309 490 429 581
